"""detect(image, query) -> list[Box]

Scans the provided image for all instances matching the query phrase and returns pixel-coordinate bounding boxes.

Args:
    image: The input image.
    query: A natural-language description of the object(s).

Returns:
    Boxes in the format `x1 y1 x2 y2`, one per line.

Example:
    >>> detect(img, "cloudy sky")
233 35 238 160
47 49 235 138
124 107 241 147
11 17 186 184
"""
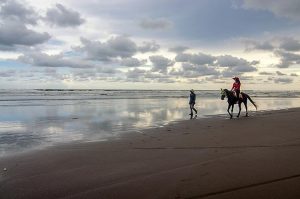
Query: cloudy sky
0 0 300 90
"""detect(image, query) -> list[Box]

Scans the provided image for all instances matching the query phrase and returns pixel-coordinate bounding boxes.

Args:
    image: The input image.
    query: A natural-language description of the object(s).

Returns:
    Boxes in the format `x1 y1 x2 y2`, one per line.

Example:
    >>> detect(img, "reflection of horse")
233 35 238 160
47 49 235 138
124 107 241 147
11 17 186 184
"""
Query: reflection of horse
221 89 257 119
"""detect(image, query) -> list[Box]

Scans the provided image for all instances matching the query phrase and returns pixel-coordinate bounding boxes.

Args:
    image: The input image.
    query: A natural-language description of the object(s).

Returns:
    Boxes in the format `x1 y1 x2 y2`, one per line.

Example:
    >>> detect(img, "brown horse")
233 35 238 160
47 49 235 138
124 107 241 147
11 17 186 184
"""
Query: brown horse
221 89 257 119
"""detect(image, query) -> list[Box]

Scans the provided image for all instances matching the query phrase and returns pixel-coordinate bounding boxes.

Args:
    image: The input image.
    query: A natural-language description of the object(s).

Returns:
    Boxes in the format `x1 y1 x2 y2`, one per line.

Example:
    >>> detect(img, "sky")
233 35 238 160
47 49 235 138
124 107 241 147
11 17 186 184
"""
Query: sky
0 0 300 90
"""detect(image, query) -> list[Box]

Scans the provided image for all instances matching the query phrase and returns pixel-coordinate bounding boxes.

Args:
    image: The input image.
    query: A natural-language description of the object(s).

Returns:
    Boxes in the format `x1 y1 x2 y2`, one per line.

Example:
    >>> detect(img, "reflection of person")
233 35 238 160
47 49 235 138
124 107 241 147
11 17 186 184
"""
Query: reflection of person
231 77 241 100
189 89 197 116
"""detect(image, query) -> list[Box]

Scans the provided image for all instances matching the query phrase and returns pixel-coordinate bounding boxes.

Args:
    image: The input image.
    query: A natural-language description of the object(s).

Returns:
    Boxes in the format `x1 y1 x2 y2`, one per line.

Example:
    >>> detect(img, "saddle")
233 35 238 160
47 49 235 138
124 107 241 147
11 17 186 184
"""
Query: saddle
233 92 243 102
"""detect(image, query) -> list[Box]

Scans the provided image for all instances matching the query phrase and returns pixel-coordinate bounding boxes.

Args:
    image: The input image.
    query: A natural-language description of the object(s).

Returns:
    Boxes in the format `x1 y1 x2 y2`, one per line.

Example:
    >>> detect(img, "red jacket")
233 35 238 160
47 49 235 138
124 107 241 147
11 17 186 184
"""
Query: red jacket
232 82 241 90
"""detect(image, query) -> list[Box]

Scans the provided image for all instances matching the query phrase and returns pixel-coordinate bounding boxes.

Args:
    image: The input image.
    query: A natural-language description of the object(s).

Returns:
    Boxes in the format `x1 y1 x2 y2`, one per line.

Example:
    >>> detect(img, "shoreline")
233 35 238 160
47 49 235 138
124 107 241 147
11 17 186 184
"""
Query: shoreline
1 108 300 198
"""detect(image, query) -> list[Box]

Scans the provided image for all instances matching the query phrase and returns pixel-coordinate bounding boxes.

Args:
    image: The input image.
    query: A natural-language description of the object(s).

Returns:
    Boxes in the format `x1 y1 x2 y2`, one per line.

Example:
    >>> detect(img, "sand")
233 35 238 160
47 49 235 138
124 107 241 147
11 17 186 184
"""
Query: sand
0 108 300 199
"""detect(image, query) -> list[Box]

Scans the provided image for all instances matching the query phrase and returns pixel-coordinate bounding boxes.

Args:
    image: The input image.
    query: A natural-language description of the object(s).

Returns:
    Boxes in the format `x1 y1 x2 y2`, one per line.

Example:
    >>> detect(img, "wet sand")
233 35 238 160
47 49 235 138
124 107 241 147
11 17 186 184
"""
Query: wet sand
0 108 300 199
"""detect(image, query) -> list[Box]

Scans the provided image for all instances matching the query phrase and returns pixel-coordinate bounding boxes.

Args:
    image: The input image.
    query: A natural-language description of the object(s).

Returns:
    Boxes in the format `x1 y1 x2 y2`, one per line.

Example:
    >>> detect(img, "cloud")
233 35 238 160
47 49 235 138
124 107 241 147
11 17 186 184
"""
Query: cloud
149 55 174 73
71 70 98 81
125 68 175 83
290 73 298 77
0 69 15 77
18 51 95 68
259 71 273 75
274 77 293 84
244 37 300 53
244 40 275 51
276 71 286 76
241 0 300 21
215 55 258 77
0 20 50 48
120 57 147 67
168 46 189 53
170 62 219 78
139 18 172 30
279 37 300 52
126 68 147 80
175 52 216 65
274 50 300 68
174 52 258 78
0 0 39 25
44 68 57 75
0 1 50 49
0 44 16 51
217 55 257 69
45 3 85 27
77 36 138 61
138 41 160 53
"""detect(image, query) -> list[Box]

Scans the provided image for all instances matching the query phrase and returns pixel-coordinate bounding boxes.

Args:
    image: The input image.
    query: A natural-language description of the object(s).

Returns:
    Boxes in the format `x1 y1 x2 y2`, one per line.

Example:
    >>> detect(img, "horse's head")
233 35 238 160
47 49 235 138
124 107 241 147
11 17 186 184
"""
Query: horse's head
220 88 226 100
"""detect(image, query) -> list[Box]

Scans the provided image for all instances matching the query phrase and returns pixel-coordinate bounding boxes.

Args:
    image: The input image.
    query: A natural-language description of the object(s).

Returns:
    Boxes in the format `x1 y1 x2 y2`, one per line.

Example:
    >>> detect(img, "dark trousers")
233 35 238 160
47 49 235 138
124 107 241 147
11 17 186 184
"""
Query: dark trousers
189 103 197 115
236 90 240 98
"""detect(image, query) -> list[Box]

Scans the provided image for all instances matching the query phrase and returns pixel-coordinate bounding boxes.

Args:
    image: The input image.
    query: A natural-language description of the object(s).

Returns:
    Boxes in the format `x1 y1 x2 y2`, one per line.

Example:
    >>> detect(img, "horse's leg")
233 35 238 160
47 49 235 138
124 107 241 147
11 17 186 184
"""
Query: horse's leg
237 102 241 118
244 100 248 117
227 104 232 119
231 104 234 118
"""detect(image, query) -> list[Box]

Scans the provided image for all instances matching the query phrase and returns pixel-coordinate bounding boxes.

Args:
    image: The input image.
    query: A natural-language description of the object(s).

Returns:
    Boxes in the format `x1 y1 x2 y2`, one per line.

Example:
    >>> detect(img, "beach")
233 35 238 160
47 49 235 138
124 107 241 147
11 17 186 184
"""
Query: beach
1 108 300 199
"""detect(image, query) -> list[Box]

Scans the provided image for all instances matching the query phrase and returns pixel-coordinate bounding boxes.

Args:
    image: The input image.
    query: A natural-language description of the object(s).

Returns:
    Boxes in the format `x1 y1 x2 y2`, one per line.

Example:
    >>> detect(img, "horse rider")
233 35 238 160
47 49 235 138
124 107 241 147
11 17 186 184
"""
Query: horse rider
231 77 241 100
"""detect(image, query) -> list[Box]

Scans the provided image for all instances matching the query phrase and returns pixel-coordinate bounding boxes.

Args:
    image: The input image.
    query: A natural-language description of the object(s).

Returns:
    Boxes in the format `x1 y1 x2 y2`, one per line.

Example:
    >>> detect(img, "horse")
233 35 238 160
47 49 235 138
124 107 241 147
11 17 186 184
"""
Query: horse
220 89 257 119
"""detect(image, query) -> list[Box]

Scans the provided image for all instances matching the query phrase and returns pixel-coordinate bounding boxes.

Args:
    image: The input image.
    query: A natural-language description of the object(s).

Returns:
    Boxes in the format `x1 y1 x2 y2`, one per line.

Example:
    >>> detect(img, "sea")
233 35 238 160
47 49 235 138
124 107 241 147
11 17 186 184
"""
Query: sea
1 89 300 157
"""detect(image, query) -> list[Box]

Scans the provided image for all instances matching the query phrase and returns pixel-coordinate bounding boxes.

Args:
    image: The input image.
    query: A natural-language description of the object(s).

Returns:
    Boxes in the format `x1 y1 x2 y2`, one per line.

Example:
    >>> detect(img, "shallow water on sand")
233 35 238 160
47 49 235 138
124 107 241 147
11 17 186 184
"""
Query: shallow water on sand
1 97 300 157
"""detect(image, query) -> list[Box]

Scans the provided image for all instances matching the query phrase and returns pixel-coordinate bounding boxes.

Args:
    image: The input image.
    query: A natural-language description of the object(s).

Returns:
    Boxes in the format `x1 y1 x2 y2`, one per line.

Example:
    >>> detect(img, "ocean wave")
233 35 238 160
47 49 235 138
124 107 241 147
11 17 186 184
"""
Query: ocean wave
0 89 299 102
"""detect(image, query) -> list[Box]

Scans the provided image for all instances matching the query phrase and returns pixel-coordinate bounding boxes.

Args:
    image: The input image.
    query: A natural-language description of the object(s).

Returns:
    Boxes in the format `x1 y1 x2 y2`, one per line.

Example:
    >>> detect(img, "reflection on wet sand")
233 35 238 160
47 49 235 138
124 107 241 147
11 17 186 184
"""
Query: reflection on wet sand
0 97 300 157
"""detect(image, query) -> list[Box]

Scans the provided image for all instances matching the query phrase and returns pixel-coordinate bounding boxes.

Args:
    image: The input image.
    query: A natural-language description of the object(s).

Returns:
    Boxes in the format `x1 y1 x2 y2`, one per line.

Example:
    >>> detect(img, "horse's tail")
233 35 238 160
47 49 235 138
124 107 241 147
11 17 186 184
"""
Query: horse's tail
244 93 257 110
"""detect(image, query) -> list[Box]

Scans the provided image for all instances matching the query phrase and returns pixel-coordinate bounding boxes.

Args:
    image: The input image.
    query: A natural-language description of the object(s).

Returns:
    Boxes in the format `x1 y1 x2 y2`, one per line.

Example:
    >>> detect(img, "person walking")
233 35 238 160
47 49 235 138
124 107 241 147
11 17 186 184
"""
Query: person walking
189 89 197 116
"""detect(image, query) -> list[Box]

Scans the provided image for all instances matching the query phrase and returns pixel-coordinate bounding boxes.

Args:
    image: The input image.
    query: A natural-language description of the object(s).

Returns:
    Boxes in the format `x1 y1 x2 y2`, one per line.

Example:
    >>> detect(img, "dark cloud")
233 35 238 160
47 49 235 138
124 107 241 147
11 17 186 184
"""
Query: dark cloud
244 40 275 51
71 70 97 81
276 71 286 76
0 69 15 77
274 77 293 84
77 36 138 61
139 18 172 30
97 67 119 74
217 55 253 67
138 41 160 53
0 44 16 51
45 4 85 27
174 52 258 78
0 20 50 48
290 73 298 77
44 68 57 75
126 68 147 80
18 51 95 68
216 55 258 76
279 37 300 52
241 0 300 21
149 55 174 73
244 37 300 53
0 0 50 50
155 78 176 83
0 0 39 25
182 63 219 76
175 52 216 65
120 57 147 67
170 62 219 78
274 50 300 68
168 46 189 53
259 71 273 75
